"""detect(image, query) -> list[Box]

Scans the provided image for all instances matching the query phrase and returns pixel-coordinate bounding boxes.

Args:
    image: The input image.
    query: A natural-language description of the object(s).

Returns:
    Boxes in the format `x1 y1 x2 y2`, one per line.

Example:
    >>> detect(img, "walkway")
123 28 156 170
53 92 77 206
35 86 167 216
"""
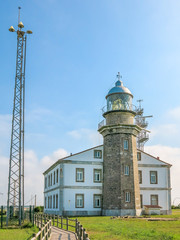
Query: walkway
51 226 77 240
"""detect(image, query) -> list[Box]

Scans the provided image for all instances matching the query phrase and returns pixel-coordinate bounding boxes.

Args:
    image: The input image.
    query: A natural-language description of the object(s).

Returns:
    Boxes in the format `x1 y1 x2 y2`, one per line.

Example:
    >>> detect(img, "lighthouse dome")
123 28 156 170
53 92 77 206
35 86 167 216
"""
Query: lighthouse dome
105 73 133 112
107 80 132 98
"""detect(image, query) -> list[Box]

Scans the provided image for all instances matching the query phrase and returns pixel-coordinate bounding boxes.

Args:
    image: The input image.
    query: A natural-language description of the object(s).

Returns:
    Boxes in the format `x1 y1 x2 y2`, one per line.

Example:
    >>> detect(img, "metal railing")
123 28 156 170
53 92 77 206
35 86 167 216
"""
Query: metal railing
35 214 90 240
102 103 137 114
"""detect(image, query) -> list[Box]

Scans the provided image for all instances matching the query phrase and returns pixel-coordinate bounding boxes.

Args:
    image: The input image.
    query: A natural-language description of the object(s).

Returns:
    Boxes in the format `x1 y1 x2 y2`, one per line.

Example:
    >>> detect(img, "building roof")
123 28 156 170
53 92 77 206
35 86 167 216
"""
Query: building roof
106 80 132 98
43 145 172 175
137 148 172 167
144 205 162 209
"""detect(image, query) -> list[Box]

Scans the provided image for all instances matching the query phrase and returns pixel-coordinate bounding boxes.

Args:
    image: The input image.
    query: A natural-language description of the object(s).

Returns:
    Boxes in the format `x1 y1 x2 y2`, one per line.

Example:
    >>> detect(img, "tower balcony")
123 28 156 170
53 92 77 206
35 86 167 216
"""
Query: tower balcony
138 131 149 143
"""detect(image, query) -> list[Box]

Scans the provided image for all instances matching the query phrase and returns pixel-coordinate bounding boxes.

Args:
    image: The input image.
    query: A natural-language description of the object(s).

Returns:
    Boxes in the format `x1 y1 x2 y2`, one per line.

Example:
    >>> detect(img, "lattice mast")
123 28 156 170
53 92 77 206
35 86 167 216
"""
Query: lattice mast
7 7 32 226
135 100 152 151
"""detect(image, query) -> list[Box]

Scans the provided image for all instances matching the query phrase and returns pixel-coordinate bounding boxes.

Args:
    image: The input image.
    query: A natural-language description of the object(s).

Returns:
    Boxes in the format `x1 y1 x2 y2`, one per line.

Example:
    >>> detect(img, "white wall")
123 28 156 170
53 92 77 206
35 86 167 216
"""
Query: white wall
63 163 102 187
139 167 168 188
63 189 102 211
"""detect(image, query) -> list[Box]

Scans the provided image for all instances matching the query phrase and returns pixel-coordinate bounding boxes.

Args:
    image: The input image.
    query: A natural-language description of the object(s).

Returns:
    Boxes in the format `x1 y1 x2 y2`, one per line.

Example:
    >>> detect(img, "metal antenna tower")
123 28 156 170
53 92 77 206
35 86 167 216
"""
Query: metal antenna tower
7 7 32 226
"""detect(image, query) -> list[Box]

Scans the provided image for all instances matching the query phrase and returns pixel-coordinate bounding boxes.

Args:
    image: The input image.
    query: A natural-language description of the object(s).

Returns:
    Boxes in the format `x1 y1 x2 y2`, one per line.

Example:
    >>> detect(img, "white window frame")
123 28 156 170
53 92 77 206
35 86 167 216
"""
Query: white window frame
56 194 58 209
151 195 158 205
94 150 102 159
124 165 129 175
94 169 102 182
76 194 84 208
137 152 141 161
125 192 131 203
76 168 84 182
150 171 157 184
45 177 47 188
123 140 128 150
94 195 101 208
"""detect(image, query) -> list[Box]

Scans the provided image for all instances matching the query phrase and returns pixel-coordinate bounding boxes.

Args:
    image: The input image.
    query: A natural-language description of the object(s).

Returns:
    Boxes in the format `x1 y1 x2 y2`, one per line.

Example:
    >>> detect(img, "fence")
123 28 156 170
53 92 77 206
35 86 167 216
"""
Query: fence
35 213 90 240
0 205 34 228
31 215 51 240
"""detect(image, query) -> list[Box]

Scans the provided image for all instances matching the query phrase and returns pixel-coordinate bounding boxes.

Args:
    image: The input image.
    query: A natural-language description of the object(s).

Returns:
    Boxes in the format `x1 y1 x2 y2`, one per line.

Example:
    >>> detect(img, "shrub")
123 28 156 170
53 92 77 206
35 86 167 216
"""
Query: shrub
34 206 44 213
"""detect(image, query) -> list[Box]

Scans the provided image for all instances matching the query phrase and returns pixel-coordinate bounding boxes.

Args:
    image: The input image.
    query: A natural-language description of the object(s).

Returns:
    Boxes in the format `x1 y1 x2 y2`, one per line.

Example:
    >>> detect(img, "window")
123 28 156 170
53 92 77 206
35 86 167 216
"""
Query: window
50 174 52 186
151 195 158 206
94 169 102 182
150 171 157 184
50 196 52 208
53 195 55 209
138 170 142 184
48 175 50 187
75 194 84 208
125 192 131 203
123 140 128 150
54 171 55 185
45 197 47 208
94 150 102 159
56 194 58 209
94 195 102 208
137 152 141 161
124 165 129 175
76 168 84 182
56 169 59 183
48 196 50 208
140 194 143 208
45 177 47 188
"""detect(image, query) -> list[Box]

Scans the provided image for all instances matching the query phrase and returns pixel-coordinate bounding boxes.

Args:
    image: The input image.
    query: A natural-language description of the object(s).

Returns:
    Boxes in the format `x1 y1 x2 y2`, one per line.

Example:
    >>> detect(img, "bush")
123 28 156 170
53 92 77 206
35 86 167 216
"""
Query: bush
34 206 44 213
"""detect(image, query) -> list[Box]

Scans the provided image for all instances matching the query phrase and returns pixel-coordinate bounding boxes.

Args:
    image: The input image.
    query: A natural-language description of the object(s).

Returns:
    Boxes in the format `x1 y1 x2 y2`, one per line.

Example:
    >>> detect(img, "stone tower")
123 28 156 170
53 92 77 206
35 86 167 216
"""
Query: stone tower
98 73 142 216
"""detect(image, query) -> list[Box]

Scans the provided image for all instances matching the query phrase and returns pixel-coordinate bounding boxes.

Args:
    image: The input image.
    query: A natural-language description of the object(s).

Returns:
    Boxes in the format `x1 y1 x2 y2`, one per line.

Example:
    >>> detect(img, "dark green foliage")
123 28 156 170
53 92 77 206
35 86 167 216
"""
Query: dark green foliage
34 206 44 213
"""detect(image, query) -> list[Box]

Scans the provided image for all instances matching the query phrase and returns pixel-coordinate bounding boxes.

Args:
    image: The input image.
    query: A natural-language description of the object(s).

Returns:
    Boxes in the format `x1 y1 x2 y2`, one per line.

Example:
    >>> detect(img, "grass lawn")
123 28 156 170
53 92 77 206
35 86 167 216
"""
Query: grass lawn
0 226 39 240
77 210 180 240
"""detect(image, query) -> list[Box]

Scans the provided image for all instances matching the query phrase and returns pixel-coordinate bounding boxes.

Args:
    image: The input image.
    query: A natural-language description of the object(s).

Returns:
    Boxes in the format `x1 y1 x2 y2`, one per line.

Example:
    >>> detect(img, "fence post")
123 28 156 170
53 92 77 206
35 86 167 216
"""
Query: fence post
61 216 63 229
80 225 82 240
41 214 43 228
57 215 59 228
66 217 68 231
29 205 32 222
53 215 55 226
75 219 78 234
1 206 3 228
32 206 34 226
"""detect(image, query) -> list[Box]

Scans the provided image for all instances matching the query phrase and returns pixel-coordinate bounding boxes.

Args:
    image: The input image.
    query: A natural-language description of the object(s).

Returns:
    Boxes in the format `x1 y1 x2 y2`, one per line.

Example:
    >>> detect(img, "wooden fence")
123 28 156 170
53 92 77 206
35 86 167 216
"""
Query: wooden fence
31 214 51 240
35 214 90 240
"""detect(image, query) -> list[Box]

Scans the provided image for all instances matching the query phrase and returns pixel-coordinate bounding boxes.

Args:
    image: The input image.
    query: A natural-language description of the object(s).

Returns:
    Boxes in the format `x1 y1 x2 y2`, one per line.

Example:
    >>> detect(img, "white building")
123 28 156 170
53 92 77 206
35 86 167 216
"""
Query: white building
43 145 171 216
43 74 172 216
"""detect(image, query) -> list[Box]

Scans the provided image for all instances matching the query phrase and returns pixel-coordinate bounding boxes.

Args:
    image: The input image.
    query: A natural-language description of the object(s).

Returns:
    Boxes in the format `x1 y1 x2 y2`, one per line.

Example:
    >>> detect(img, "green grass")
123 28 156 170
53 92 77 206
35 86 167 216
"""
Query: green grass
0 226 38 240
76 210 180 240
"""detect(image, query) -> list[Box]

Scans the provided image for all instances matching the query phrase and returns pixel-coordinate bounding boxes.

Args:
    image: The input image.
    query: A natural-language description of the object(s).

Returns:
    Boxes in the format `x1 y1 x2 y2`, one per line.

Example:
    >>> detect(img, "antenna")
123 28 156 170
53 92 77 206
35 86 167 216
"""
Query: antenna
7 7 32 226
18 7 21 24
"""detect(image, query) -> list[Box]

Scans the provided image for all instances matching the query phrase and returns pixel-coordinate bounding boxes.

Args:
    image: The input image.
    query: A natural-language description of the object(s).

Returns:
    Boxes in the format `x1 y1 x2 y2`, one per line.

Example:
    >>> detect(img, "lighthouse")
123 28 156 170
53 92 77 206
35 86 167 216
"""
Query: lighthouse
98 73 142 216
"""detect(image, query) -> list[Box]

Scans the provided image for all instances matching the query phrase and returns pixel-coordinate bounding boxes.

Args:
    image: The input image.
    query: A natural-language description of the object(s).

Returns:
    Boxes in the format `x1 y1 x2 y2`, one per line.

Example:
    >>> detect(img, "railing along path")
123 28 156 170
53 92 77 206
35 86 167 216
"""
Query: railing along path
33 213 90 240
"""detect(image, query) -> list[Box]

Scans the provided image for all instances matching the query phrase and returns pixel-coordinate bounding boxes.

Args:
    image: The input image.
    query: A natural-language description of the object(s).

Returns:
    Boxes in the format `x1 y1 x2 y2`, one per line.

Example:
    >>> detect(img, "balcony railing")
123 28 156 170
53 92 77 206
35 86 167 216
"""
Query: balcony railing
102 104 137 115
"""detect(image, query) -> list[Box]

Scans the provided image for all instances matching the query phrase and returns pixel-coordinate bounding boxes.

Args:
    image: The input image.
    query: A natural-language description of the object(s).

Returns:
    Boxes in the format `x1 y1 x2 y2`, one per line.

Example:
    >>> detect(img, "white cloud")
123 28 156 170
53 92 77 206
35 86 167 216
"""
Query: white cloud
41 148 68 171
0 148 68 206
145 145 180 205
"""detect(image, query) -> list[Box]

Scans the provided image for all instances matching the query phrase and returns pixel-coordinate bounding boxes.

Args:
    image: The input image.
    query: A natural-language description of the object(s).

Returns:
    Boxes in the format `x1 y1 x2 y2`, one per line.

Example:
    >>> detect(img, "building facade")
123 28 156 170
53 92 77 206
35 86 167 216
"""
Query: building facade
43 76 171 216
43 145 171 216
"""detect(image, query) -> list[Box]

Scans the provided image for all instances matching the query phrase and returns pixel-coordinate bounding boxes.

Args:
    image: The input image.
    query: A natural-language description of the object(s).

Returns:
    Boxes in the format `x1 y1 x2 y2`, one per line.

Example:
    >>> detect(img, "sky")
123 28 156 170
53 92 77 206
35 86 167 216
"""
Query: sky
0 0 180 206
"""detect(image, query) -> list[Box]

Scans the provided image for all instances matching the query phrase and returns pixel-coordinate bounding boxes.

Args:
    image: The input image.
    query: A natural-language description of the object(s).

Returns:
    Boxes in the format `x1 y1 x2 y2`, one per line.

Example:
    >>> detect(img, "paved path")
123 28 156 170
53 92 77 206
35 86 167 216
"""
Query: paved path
51 226 77 240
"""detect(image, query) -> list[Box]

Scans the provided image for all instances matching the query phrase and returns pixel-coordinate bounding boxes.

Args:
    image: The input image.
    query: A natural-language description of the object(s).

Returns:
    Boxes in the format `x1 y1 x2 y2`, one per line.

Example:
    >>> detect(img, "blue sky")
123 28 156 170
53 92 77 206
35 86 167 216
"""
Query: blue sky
0 0 180 205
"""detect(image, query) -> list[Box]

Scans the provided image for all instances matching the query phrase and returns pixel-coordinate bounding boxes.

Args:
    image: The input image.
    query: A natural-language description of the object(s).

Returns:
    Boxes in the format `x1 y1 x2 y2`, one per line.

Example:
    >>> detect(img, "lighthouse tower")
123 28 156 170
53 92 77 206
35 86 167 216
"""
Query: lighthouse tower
98 73 142 216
